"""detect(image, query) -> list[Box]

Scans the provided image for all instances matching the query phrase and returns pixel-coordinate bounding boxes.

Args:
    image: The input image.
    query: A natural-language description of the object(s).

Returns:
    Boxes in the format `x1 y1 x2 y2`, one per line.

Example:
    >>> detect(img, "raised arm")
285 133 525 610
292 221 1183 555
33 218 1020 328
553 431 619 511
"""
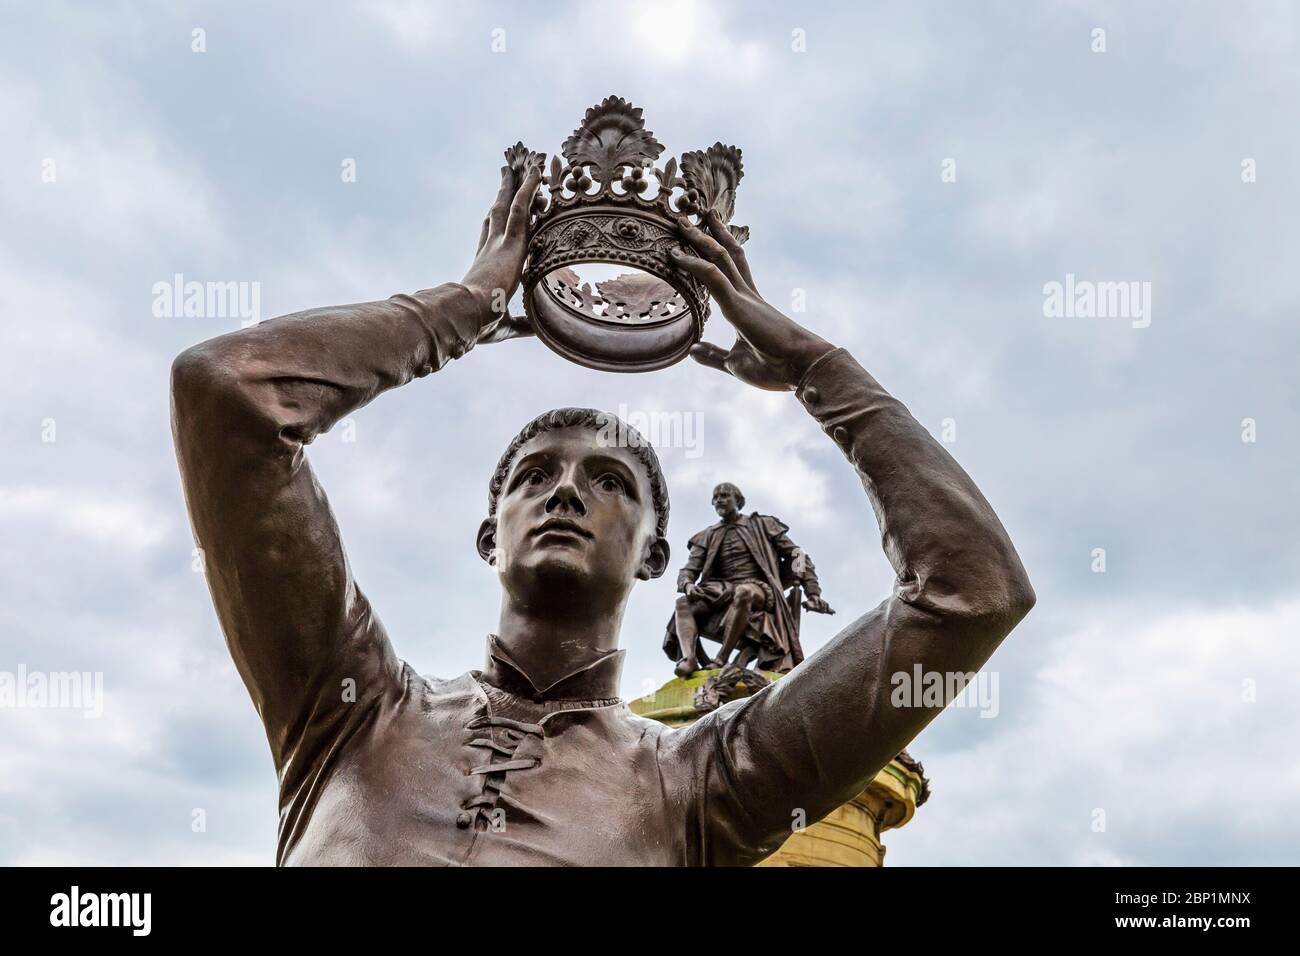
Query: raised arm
170 154 543 773
664 212 1034 865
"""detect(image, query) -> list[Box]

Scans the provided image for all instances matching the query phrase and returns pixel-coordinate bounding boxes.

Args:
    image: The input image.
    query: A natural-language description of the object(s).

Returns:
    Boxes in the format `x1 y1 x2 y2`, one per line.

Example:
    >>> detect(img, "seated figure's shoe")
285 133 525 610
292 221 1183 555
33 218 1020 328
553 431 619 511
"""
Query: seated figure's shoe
674 657 698 679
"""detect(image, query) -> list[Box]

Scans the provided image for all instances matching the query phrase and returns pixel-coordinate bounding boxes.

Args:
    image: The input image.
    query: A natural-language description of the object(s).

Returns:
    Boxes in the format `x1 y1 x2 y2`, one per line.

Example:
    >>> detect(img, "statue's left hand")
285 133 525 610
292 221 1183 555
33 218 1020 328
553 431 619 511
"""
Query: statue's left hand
461 154 545 330
670 210 836 391
803 595 835 615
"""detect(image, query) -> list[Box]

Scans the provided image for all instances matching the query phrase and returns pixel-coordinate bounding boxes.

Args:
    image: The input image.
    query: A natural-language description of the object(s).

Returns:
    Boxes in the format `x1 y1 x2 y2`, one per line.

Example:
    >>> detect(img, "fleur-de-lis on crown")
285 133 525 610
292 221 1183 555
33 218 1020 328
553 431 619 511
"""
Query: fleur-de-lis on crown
504 141 546 182
679 144 744 221
560 95 665 183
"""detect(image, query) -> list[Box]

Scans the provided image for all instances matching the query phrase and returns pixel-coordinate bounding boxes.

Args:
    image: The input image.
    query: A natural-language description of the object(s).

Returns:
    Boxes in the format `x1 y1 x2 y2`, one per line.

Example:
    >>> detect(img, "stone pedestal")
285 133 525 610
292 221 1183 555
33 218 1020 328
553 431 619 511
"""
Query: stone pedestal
629 670 929 867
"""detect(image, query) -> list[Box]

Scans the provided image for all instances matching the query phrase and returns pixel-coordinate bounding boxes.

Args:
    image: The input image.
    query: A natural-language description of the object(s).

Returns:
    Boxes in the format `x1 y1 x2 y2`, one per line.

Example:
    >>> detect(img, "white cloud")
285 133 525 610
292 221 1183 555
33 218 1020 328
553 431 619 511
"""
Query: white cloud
0 485 172 554
674 381 832 526
887 598 1300 865
364 0 444 50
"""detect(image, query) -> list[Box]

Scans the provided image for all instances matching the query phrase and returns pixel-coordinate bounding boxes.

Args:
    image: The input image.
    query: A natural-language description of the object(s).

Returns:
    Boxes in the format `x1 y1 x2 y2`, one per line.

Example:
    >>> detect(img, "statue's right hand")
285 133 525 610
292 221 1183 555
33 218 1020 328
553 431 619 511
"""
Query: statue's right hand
670 210 835 392
474 312 535 345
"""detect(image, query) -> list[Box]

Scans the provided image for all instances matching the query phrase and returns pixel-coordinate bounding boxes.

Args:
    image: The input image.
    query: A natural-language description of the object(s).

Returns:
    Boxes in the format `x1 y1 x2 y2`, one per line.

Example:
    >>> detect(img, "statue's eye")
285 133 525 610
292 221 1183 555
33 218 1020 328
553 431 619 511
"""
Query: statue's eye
523 467 548 487
597 474 626 494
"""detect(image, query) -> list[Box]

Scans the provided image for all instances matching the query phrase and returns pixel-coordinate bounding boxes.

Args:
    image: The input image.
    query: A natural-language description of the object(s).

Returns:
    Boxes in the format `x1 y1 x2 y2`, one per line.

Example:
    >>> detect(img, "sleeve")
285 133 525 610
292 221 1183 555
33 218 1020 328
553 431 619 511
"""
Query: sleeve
170 283 487 778
676 529 710 591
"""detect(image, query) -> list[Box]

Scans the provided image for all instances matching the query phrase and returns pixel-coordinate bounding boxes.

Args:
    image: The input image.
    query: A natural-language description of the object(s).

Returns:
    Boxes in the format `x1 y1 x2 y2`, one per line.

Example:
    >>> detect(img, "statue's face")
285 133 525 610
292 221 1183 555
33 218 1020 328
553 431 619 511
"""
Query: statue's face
486 426 666 604
713 488 740 519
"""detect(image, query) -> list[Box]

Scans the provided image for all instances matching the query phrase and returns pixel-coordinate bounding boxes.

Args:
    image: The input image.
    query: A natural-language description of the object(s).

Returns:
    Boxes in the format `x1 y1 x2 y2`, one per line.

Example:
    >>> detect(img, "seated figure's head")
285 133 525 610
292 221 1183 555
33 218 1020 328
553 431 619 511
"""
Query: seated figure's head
478 408 671 615
712 482 744 519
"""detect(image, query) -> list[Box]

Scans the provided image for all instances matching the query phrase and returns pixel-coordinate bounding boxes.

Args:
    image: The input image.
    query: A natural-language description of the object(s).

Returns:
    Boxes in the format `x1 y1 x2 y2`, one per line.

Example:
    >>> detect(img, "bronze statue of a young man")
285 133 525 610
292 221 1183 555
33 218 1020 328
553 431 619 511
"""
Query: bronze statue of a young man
665 482 833 678
170 158 1034 866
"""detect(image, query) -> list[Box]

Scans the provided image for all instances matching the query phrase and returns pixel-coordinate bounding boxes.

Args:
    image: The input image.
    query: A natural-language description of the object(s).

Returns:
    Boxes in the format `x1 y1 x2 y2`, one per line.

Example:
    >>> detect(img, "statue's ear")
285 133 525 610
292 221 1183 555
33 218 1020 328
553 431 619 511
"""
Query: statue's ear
637 536 671 581
476 518 498 566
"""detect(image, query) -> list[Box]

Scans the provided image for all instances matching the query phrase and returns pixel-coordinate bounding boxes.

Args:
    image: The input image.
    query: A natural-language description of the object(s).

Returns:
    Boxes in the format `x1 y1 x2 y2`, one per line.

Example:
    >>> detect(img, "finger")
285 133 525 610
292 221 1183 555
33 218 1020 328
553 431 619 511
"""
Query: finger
677 218 747 291
678 217 746 290
688 341 734 376
705 209 757 294
669 246 735 304
505 159 544 241
487 165 514 236
477 215 490 254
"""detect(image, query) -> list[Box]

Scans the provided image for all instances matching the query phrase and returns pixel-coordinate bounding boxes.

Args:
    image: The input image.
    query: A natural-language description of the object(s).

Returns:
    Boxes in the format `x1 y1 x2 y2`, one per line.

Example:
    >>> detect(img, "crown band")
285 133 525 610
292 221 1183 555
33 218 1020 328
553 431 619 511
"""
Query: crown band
524 205 709 372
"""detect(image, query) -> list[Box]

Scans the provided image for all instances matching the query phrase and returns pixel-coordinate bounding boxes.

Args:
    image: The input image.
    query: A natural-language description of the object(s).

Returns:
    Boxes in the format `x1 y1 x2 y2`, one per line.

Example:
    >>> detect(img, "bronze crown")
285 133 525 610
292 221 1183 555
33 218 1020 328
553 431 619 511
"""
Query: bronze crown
511 95 746 372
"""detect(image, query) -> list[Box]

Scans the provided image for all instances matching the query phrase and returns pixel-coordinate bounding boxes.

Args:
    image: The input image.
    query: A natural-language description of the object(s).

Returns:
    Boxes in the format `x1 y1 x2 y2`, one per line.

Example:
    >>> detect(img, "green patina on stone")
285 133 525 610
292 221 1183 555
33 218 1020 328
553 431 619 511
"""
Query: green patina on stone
629 670 785 726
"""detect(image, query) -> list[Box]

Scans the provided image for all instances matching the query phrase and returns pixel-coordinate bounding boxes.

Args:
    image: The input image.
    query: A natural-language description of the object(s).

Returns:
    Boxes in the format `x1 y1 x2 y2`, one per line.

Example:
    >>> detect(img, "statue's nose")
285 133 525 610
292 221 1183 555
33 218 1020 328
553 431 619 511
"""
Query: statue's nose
545 480 587 517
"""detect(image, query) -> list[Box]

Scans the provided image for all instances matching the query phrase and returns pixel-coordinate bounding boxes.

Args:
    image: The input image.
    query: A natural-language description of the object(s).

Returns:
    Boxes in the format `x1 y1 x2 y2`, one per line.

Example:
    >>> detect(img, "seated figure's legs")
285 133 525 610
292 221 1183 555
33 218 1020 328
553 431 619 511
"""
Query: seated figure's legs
713 581 765 670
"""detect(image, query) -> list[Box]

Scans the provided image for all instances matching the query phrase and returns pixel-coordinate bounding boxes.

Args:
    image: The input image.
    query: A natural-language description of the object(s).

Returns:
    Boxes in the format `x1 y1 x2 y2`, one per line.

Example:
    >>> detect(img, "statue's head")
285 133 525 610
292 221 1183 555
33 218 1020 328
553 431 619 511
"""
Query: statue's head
479 408 671 613
711 482 744 519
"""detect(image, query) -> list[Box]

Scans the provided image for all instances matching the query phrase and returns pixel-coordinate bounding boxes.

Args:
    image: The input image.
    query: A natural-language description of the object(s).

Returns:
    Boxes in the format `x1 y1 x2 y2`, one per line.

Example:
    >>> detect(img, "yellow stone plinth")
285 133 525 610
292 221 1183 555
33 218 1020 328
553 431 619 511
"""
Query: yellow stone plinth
630 671 928 867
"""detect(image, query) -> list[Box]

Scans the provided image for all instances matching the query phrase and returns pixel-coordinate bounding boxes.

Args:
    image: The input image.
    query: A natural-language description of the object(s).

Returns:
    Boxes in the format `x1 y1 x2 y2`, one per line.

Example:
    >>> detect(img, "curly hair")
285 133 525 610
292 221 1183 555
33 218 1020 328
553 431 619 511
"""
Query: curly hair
487 408 670 538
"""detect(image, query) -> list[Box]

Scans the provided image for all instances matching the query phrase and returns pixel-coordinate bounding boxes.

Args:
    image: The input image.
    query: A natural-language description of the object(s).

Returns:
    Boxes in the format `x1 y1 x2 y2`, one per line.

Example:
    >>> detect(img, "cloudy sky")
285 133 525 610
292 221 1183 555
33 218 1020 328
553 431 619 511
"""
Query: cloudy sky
2 0 1297 866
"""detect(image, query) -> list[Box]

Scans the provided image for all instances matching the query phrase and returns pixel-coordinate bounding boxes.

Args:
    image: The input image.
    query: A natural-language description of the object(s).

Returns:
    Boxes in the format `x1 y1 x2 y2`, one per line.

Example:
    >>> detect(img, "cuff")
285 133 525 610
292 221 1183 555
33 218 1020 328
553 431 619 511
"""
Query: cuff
794 346 868 461
796 346 846 393
407 283 488 369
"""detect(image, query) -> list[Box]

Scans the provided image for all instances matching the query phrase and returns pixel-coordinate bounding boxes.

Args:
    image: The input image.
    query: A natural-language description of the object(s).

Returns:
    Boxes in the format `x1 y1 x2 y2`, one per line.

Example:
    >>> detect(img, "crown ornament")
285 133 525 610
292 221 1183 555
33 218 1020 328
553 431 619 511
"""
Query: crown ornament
510 95 746 373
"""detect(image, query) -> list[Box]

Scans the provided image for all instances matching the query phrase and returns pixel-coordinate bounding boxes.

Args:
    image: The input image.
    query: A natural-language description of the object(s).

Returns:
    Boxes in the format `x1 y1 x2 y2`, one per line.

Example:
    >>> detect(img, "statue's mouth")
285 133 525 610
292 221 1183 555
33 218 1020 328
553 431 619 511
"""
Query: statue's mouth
531 517 593 540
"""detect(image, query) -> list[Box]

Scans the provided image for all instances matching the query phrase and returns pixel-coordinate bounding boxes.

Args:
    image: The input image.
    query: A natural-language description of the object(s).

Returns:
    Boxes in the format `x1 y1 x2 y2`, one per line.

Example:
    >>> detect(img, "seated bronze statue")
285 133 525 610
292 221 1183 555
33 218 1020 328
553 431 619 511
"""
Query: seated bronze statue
665 482 834 678
170 150 1034 866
